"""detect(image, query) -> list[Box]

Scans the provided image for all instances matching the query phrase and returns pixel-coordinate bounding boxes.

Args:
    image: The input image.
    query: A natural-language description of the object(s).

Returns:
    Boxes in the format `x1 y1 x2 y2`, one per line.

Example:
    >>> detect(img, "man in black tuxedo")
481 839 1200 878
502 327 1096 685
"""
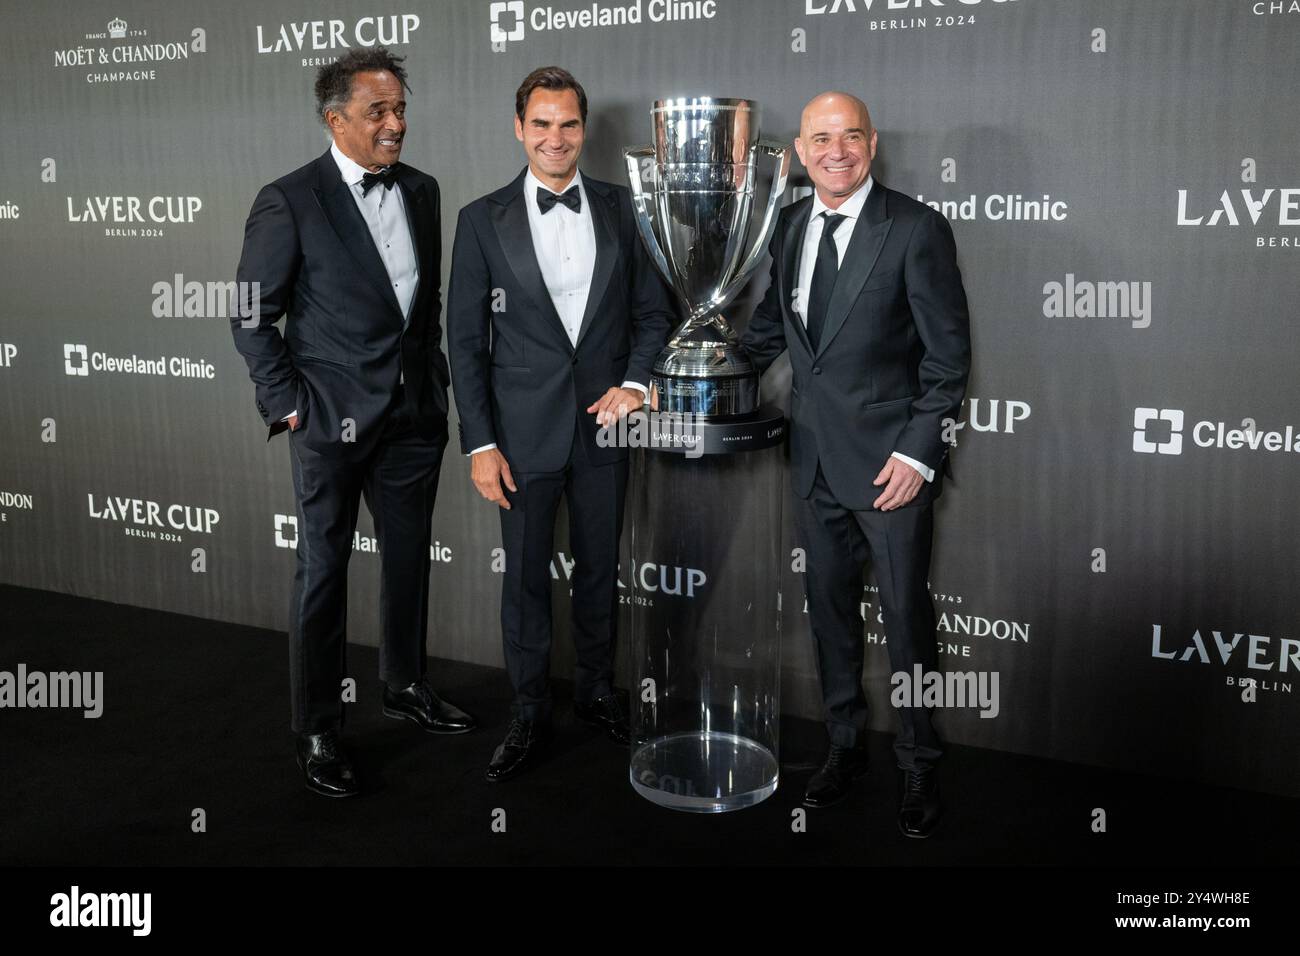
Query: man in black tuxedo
231 48 476 799
447 67 675 782
742 92 971 837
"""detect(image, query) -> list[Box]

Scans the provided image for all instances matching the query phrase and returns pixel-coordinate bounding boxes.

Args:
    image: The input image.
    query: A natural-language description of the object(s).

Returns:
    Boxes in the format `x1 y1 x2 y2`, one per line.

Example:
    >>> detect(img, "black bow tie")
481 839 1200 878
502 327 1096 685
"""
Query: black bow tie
360 167 396 196
537 185 581 215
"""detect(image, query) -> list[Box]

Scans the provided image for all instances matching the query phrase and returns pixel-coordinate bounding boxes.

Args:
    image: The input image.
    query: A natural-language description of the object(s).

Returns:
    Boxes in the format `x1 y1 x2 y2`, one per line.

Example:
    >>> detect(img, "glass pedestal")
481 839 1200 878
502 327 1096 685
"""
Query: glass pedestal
624 406 785 812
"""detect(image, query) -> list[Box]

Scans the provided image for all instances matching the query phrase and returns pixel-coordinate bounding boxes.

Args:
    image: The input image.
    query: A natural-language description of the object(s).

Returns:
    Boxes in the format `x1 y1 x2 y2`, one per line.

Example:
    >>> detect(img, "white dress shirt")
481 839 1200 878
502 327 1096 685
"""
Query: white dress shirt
330 141 419 323
283 142 420 423
793 175 935 483
469 168 646 456
524 167 596 348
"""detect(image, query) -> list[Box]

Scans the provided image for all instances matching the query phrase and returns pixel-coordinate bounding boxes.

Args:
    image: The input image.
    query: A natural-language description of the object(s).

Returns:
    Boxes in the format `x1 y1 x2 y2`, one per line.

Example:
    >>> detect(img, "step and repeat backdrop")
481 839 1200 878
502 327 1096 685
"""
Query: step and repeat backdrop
0 0 1296 797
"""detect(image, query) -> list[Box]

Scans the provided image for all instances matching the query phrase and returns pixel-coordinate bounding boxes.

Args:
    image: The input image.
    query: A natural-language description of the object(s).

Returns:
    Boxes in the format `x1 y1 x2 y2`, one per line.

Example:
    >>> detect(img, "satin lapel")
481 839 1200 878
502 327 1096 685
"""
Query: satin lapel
395 171 430 315
311 158 403 321
489 185 572 351
814 185 892 360
574 182 616 351
780 200 814 356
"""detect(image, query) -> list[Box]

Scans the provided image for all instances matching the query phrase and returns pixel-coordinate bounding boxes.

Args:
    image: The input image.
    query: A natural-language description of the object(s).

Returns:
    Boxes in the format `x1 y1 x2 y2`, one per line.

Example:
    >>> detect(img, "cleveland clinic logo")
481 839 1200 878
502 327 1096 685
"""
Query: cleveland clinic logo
490 1 526 41
488 0 718 45
1133 407 1300 456
274 514 298 549
64 344 89 376
273 513 453 562
1132 408 1183 455
62 343 215 380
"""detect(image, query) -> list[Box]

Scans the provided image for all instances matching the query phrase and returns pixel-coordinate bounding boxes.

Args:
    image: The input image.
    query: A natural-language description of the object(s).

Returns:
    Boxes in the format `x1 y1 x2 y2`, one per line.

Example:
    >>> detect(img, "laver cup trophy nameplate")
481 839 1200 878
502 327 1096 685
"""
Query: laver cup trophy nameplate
622 98 788 812
625 98 790 418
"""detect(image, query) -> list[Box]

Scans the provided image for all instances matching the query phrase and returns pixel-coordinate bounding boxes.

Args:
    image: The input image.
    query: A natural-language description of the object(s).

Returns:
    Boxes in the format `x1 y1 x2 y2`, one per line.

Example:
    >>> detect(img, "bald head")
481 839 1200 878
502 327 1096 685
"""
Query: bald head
799 91 872 139
795 91 878 209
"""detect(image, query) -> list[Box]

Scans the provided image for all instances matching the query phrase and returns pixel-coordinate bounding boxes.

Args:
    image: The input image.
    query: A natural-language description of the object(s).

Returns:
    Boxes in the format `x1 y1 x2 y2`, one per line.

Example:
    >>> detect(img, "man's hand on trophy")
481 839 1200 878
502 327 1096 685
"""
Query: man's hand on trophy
587 386 646 426
871 456 924 512
648 382 660 411
471 448 518 511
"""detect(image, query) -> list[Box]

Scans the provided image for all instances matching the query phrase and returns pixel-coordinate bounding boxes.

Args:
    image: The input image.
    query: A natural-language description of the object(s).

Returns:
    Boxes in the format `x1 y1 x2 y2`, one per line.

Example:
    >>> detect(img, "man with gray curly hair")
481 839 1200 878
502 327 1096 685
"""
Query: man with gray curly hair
231 47 476 799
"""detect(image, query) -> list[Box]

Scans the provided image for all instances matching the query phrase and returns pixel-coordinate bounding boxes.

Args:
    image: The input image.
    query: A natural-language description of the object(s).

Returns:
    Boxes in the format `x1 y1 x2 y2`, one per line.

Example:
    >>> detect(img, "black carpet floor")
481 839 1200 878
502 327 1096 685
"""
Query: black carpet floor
1 583 1294 867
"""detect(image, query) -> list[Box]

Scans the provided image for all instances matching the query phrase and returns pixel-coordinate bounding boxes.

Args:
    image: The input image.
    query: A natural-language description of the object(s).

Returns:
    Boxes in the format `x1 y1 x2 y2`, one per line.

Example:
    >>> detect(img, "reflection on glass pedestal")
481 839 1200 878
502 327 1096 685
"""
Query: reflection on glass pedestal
625 408 784 813
631 733 779 813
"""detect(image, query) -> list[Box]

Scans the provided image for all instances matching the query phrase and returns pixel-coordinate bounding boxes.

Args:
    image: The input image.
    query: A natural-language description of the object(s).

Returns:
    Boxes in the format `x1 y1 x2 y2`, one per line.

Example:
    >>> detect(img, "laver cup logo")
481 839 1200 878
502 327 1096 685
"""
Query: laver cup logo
1177 185 1300 248
805 0 1019 11
1152 625 1299 691
256 14 421 65
88 494 220 543
66 195 202 239
803 0 1021 33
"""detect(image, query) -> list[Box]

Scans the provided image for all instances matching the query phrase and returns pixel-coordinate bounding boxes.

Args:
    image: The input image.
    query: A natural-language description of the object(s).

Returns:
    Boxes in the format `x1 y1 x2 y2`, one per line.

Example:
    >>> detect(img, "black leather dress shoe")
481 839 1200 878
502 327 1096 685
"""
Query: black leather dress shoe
485 718 550 782
382 679 477 734
573 692 631 745
295 731 358 798
898 766 942 838
802 744 869 808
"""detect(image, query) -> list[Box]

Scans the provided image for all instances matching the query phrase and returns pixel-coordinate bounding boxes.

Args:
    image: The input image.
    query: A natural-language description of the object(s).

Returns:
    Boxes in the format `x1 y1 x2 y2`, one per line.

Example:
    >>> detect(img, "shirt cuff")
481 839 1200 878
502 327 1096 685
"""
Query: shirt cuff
891 451 935 483
281 410 297 422
620 381 648 401
469 443 498 456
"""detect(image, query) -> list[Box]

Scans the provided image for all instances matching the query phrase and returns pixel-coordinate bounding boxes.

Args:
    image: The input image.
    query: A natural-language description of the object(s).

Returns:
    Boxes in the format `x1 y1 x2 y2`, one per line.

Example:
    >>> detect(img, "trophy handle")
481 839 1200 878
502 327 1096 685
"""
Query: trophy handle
729 139 791 300
623 145 682 305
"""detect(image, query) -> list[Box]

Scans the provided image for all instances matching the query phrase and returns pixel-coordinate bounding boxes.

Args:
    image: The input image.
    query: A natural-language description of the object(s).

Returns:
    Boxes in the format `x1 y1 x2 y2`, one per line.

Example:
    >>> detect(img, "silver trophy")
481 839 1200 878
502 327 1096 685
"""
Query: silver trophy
625 98 790 419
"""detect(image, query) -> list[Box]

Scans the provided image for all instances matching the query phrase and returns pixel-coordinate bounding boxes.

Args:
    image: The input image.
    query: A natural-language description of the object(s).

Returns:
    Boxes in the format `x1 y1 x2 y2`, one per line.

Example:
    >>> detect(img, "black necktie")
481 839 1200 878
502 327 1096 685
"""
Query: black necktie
805 212 845 351
537 185 581 215
360 167 396 195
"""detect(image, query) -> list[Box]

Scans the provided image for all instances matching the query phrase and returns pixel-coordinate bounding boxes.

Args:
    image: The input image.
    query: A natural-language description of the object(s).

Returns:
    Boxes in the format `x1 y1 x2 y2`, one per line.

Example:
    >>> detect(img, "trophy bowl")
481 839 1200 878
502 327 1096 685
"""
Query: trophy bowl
625 97 790 419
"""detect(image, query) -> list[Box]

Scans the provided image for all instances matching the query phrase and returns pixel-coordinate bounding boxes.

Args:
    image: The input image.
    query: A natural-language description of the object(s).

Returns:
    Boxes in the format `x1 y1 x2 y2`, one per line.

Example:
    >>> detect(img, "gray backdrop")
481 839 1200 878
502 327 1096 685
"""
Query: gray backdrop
1 0 1297 797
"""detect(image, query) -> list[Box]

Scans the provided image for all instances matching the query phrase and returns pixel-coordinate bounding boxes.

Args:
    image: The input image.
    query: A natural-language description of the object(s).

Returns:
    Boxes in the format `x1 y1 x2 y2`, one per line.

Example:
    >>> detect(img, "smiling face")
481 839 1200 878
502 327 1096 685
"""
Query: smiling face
327 69 406 171
514 87 585 192
794 92 877 209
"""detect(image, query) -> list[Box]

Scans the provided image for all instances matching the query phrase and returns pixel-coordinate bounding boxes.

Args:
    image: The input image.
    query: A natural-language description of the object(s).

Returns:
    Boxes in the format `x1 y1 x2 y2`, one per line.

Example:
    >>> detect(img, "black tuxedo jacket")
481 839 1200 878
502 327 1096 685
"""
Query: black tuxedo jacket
742 181 971 510
231 149 450 459
446 169 675 472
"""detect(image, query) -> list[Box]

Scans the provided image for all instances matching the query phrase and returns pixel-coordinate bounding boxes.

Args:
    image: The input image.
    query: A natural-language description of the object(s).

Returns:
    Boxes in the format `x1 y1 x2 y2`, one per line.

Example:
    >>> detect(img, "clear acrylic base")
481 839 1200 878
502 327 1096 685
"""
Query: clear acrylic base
629 731 779 813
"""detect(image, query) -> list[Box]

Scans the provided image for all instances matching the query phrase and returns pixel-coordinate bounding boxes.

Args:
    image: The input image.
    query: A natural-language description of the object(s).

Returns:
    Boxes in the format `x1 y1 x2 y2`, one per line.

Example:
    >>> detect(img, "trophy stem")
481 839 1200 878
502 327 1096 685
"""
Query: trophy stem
652 311 758 419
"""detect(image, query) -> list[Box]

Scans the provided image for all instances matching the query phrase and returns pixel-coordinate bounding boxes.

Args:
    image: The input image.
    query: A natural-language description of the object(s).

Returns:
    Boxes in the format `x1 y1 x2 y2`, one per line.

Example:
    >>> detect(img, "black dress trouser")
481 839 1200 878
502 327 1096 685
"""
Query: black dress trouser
792 462 944 770
287 388 447 734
